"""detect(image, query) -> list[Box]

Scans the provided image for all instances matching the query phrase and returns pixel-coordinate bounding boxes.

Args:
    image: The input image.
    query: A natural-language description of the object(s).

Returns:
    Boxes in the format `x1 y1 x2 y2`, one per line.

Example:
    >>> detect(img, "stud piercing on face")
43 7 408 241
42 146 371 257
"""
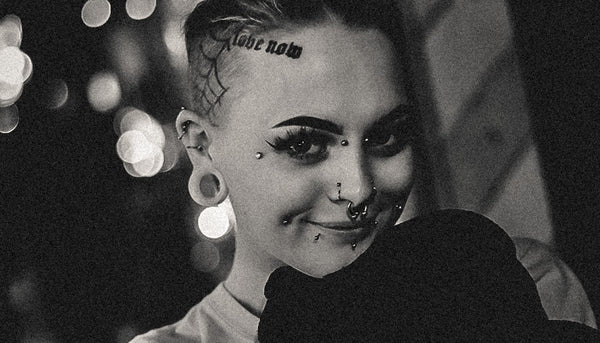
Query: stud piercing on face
347 201 362 221
314 233 320 241
186 145 205 152
178 120 192 140
351 241 357 250
282 219 290 225
340 139 349 146
255 152 264 159
336 182 342 201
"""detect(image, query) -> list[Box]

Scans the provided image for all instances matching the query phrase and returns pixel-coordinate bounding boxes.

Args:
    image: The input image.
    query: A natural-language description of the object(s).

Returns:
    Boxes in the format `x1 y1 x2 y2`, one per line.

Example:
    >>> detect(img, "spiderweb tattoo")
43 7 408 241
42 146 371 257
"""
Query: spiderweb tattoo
191 28 237 124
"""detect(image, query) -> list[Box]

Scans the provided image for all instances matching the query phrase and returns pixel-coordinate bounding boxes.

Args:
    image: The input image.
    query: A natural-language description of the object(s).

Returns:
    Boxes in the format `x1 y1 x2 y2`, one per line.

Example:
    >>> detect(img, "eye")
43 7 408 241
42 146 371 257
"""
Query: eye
364 117 416 157
267 127 333 163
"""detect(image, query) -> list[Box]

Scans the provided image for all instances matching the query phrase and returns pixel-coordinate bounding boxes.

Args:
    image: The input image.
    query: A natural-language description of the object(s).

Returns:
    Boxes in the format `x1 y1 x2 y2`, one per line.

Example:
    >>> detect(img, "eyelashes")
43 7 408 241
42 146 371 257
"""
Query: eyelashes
266 127 333 162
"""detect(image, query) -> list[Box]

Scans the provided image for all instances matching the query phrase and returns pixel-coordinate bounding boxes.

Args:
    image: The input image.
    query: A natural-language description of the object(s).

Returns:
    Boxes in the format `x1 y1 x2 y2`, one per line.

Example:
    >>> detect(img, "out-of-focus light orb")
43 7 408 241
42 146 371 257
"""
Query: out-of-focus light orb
0 14 22 48
0 104 19 133
82 0 111 28
87 71 121 112
46 79 69 109
119 107 165 148
0 81 23 107
197 202 234 240
163 20 187 71
159 123 183 173
131 144 164 177
123 161 142 177
126 0 157 20
0 46 26 85
190 240 221 273
109 28 147 88
116 130 154 163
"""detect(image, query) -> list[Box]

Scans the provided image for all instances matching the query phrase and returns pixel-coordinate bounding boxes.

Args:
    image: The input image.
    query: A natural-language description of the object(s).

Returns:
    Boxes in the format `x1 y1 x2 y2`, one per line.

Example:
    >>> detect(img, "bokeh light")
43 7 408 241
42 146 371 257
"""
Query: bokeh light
130 144 164 177
0 80 23 107
0 14 22 48
87 71 121 112
126 0 157 20
45 79 69 110
81 0 112 28
109 27 147 88
0 46 31 85
118 107 165 148
162 20 187 72
197 198 236 239
0 104 19 133
116 130 154 164
159 123 183 173
190 240 221 273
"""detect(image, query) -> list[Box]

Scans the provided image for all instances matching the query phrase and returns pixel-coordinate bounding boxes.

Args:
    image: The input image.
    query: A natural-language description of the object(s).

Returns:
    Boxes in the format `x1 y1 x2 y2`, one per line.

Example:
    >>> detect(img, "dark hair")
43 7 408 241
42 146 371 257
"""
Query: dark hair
184 0 411 125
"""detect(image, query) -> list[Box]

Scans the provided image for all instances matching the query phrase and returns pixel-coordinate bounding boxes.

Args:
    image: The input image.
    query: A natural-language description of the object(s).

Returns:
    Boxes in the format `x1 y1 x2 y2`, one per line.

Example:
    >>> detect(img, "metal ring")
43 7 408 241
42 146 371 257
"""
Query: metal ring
347 201 361 220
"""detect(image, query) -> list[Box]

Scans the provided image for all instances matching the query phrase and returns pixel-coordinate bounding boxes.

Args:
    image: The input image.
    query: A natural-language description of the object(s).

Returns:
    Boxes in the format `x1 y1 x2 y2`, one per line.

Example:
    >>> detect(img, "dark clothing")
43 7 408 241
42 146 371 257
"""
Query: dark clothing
259 210 600 342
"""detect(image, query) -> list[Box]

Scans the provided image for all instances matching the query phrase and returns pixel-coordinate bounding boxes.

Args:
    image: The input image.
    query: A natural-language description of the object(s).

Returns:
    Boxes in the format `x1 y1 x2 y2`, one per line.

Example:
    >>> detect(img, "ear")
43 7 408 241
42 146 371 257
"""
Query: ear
176 109 229 206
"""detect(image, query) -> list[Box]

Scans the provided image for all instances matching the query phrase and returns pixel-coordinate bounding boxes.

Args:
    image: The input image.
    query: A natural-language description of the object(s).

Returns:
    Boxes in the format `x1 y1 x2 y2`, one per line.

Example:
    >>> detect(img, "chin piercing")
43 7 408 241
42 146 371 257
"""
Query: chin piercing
351 241 357 250
178 120 192 140
181 106 186 110
340 139 349 146
314 233 320 241
186 145 204 152
255 152 264 159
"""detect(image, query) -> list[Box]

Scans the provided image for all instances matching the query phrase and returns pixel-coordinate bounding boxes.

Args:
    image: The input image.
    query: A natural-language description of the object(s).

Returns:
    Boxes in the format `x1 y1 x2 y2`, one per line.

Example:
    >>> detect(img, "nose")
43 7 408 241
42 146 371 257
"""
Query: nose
333 150 373 207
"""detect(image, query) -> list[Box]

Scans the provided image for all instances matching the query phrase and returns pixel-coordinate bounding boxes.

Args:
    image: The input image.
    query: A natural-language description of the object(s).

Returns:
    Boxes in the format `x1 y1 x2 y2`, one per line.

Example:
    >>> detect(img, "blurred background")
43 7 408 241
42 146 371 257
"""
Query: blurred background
1 0 598 342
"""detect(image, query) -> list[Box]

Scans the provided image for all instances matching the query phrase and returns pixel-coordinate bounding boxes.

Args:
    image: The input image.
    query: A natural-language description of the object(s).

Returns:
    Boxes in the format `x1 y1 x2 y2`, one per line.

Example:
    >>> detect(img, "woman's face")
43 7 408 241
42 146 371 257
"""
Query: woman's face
207 23 414 277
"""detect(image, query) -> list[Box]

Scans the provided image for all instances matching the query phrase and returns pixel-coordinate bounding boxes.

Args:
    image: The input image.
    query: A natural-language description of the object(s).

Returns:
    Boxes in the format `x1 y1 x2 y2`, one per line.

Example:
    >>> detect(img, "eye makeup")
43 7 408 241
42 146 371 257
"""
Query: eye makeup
266 127 334 163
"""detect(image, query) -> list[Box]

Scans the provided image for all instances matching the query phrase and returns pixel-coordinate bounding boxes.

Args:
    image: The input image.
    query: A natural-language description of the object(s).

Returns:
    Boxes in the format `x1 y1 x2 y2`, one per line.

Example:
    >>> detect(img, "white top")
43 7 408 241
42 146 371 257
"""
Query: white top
130 283 259 343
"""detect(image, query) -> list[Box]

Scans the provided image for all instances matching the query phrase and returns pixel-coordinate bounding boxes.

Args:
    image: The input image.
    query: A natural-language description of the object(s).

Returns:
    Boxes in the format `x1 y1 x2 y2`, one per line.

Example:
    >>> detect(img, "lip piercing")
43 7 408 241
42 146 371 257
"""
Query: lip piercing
178 120 192 140
186 145 204 152
340 139 349 146
314 233 320 241
255 152 264 159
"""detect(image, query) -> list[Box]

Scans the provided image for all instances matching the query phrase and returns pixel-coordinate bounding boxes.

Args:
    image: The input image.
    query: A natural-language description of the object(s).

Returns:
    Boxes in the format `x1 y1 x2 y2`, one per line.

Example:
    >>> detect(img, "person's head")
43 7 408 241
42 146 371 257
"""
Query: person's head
178 0 418 277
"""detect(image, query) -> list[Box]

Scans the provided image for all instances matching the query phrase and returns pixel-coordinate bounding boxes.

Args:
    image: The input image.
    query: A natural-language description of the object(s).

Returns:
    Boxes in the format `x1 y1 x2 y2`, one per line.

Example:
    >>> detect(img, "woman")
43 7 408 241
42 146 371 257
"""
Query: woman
132 0 598 342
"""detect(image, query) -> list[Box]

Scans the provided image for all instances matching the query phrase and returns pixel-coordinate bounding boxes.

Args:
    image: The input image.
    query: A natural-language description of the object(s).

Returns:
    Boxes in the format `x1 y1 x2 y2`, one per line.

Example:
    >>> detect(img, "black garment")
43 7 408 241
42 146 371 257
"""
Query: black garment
259 210 600 342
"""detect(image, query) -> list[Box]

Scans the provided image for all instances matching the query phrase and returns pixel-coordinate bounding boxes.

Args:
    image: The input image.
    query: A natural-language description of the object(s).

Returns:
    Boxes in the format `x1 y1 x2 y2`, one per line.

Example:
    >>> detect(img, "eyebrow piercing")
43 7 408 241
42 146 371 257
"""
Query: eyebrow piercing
255 152 264 159
178 120 192 140
340 139 349 146
186 145 205 152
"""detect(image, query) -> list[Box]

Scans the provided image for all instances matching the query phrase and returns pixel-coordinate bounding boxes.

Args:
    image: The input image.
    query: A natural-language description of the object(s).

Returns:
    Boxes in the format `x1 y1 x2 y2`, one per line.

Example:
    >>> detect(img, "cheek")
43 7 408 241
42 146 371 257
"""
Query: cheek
370 147 414 194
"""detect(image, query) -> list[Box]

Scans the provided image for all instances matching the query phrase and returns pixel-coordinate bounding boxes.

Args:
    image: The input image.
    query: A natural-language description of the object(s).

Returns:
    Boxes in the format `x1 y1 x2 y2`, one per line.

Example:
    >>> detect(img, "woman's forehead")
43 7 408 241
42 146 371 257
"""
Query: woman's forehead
222 23 406 129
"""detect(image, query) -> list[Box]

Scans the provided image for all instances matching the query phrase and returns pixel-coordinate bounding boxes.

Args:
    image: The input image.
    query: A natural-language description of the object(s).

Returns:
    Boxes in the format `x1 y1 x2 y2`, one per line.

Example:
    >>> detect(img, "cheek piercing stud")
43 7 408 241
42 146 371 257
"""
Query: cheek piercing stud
178 120 192 140
340 139 349 146
314 233 321 241
186 145 205 152
255 152 264 159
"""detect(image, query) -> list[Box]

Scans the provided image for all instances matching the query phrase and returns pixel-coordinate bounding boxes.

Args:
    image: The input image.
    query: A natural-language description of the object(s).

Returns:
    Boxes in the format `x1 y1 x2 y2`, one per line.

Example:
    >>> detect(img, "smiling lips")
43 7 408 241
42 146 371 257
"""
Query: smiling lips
304 219 377 231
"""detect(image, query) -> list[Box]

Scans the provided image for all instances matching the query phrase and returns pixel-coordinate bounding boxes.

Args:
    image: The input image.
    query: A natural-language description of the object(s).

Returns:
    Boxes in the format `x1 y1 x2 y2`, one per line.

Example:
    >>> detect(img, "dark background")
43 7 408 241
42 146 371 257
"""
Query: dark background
1 1 599 342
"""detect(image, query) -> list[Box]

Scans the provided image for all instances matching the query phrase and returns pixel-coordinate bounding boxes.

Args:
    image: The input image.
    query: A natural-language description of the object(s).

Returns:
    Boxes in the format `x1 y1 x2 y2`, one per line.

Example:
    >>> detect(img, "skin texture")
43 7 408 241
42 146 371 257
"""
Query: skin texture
178 22 414 316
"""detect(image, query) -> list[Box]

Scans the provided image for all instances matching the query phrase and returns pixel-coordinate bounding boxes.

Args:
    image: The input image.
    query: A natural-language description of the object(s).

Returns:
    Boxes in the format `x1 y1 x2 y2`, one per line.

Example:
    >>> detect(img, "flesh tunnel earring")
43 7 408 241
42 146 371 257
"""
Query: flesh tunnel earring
188 167 229 207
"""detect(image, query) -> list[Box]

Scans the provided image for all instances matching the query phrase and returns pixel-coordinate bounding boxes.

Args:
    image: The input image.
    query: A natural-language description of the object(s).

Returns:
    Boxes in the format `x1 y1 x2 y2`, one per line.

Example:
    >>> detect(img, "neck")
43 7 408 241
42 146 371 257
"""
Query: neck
223 232 284 317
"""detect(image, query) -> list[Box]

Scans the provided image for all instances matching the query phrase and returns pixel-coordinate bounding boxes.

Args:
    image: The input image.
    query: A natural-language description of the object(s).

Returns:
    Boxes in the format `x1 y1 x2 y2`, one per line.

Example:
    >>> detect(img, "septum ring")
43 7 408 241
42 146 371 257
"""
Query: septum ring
347 201 368 221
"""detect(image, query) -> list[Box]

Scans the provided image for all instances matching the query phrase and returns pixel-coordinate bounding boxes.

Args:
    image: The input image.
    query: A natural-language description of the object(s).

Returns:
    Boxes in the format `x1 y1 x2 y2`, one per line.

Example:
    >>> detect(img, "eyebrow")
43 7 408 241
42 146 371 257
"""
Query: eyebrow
272 116 343 135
